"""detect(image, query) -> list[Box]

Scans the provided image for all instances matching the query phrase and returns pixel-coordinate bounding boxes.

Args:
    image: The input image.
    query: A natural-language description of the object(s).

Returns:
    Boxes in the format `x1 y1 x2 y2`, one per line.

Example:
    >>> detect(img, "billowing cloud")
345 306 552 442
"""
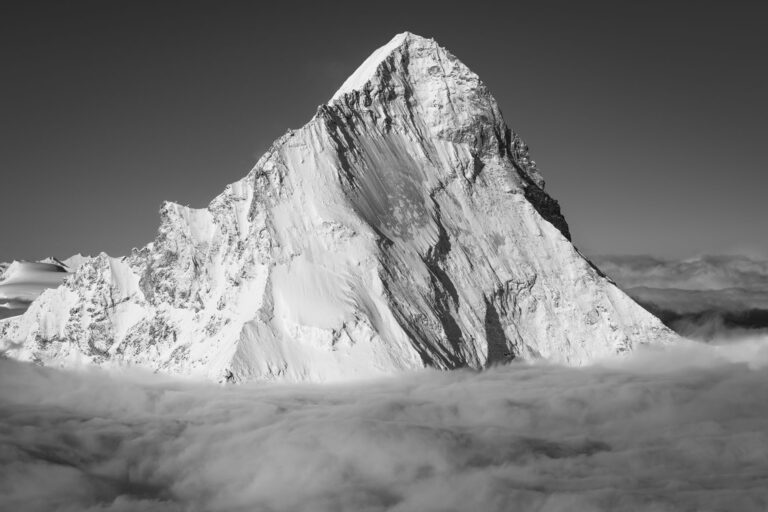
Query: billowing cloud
2 336 768 512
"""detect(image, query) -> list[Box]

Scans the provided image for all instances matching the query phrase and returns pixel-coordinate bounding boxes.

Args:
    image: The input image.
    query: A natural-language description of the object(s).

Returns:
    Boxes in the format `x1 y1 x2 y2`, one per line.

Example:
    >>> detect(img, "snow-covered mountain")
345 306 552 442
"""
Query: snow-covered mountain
0 256 87 320
0 32 674 381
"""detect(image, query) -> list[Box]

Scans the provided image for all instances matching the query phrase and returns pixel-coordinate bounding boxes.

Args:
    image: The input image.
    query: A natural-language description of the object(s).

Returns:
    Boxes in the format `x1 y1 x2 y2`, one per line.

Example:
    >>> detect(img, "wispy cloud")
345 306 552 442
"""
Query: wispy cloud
2 336 768 511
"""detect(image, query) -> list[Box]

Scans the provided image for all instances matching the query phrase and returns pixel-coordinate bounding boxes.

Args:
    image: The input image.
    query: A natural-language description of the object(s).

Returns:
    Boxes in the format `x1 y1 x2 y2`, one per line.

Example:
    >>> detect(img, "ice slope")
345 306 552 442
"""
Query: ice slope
0 32 675 381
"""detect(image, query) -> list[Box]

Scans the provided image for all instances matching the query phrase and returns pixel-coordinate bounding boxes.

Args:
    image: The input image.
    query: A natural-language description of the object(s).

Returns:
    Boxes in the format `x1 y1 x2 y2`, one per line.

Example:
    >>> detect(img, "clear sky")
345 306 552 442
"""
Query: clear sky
1 1 766 262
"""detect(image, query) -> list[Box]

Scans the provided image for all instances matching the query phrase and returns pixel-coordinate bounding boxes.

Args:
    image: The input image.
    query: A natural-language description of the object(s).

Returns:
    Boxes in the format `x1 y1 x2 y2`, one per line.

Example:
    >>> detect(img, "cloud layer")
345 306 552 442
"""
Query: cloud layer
2 337 768 512
590 254 768 291
591 255 768 340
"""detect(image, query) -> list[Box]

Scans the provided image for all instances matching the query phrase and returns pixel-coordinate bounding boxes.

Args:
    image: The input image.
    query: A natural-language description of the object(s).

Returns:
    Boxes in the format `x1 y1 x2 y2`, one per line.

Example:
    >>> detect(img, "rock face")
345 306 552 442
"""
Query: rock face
0 33 674 381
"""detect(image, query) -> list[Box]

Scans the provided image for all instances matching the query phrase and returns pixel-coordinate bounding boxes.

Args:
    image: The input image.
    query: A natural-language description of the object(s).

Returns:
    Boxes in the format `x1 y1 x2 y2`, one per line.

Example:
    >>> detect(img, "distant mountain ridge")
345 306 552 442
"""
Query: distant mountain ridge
0 33 674 381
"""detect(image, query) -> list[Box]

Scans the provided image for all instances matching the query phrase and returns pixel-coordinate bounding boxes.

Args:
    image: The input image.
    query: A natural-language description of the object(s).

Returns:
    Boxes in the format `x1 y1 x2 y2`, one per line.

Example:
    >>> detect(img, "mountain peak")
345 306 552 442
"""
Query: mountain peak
1 34 676 382
331 32 444 101
325 31 509 171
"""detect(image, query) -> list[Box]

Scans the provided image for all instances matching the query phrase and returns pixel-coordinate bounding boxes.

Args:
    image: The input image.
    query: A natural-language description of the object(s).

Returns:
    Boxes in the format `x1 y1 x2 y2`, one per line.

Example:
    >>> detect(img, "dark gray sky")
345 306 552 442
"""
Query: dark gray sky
1 1 766 262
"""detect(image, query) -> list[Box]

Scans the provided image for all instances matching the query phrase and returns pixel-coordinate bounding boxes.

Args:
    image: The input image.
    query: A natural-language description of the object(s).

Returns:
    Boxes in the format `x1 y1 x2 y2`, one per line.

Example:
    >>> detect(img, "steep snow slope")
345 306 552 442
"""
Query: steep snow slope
0 33 675 381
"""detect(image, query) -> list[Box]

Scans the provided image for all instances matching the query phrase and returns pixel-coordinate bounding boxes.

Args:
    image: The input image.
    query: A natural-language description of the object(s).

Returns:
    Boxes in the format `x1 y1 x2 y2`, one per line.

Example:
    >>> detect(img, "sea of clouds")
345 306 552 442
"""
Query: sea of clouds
2 334 768 512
